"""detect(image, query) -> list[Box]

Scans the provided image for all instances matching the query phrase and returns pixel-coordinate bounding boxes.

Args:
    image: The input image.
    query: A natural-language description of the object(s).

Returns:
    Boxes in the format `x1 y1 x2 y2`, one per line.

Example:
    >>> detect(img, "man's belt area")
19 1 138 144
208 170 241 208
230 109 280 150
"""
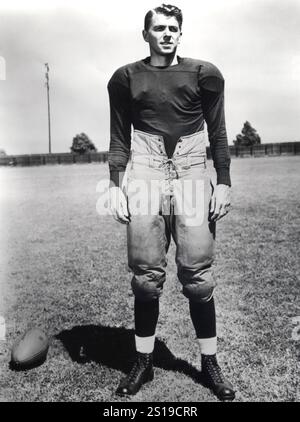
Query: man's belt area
130 153 207 171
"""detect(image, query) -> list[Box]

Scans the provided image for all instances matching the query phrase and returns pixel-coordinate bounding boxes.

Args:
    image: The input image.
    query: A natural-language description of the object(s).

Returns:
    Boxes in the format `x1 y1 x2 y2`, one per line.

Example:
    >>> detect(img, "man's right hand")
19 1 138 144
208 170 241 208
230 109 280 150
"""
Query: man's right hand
109 186 131 224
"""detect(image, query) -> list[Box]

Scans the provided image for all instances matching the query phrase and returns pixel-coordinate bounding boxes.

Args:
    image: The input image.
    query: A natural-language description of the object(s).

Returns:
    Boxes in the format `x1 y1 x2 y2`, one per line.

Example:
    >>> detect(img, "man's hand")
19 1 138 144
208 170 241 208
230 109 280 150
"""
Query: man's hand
210 184 231 222
109 186 131 224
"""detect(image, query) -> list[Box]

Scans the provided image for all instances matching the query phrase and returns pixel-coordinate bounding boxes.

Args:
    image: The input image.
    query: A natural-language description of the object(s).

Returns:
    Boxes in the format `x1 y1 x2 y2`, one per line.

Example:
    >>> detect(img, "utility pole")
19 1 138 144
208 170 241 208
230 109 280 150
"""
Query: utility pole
45 63 52 154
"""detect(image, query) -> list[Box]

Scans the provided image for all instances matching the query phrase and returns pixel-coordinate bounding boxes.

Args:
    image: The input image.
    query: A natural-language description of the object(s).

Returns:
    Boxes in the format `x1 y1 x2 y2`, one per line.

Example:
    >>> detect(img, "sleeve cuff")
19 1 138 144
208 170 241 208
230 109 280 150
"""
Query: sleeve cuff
216 167 231 186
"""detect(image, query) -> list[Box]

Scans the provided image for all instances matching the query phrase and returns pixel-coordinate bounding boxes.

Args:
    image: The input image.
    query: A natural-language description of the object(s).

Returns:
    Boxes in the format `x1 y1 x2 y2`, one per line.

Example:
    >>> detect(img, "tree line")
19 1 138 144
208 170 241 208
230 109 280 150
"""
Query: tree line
0 122 261 156
70 122 262 153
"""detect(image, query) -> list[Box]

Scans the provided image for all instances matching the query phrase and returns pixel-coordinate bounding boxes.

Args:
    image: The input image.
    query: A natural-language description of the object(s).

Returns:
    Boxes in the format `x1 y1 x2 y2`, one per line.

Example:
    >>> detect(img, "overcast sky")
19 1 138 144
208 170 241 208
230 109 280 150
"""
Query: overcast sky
0 0 299 154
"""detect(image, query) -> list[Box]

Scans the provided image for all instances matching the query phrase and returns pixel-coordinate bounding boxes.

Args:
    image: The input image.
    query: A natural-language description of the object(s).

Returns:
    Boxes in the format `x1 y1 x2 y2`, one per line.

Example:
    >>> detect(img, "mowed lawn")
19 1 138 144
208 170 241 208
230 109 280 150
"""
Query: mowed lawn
0 156 299 402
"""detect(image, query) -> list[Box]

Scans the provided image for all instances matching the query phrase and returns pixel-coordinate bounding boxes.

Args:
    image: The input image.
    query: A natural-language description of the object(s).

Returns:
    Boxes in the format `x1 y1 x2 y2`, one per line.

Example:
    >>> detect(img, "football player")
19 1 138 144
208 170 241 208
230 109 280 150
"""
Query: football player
107 4 235 401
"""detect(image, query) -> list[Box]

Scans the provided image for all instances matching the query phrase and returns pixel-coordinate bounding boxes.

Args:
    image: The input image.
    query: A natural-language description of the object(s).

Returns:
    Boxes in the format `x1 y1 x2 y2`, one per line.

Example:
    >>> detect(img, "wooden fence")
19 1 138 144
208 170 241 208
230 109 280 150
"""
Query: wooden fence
0 152 108 167
0 142 299 167
230 142 300 158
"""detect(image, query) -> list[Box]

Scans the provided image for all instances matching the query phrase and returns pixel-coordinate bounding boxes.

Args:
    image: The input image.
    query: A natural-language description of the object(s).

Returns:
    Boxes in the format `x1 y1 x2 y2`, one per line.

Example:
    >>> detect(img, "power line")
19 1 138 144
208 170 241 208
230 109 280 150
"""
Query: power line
45 63 52 154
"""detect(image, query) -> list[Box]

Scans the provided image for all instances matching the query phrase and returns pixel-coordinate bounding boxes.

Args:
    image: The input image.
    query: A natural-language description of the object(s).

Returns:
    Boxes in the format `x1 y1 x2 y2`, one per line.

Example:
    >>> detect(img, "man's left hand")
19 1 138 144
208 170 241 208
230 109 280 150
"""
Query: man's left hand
210 184 231 222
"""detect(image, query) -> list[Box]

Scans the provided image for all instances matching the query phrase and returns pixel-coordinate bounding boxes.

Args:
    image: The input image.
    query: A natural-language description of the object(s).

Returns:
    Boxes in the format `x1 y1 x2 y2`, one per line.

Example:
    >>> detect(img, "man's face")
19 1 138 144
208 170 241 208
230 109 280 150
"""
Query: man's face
143 13 182 56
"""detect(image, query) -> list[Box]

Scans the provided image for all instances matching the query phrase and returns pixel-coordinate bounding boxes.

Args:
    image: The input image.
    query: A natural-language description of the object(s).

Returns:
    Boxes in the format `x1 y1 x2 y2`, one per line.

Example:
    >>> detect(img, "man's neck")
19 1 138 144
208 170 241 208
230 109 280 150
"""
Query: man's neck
149 52 179 67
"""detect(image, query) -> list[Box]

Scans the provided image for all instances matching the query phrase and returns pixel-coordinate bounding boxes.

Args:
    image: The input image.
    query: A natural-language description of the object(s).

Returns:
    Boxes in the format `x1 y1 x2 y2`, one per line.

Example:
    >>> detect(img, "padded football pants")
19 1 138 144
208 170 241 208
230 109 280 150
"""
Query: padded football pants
123 129 216 303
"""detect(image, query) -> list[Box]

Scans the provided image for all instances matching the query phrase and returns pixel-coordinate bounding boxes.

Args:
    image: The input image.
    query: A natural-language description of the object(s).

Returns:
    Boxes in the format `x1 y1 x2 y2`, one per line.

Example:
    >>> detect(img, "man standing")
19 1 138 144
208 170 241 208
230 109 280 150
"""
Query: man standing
107 4 235 401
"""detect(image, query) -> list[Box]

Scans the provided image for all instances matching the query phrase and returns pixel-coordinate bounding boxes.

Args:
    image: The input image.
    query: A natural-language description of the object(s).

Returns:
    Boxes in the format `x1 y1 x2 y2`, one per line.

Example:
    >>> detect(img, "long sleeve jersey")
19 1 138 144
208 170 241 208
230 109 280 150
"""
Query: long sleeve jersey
107 56 231 186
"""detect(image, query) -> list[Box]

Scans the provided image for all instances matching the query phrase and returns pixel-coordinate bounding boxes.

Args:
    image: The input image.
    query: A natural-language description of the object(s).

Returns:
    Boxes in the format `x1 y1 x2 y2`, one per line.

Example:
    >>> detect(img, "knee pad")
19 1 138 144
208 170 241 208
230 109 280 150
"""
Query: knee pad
131 272 165 302
182 281 215 303
179 267 216 303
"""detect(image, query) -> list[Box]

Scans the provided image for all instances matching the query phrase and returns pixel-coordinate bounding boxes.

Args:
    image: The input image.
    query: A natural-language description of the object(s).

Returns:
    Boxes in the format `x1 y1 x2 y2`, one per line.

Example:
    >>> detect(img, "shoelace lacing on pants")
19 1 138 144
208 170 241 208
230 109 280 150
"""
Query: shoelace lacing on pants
159 159 179 181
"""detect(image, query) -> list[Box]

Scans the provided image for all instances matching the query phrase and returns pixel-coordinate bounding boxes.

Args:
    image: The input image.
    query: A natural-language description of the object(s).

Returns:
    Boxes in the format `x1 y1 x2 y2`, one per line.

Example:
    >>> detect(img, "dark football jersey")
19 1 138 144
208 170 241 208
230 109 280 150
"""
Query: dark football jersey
108 56 231 186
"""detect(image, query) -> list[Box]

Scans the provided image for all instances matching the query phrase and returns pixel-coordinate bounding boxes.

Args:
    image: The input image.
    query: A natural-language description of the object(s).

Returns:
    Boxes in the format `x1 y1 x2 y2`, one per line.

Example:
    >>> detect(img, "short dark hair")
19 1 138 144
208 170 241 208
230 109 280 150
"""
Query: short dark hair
144 4 183 32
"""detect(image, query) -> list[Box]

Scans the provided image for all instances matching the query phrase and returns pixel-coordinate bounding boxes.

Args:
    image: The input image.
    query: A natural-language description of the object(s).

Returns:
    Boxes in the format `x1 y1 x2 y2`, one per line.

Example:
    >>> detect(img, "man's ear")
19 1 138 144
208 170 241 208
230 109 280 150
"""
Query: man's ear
142 29 149 43
178 31 182 43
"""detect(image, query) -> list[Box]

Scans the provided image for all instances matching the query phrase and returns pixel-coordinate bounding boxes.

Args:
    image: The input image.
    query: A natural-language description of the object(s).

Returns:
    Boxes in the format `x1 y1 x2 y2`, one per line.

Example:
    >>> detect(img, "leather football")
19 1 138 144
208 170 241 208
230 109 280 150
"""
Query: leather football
11 328 49 369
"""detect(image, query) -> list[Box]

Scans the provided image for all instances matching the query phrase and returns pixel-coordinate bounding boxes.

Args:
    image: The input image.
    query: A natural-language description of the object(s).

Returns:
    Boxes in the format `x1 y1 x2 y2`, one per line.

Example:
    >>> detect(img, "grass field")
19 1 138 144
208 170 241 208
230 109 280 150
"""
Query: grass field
0 156 299 402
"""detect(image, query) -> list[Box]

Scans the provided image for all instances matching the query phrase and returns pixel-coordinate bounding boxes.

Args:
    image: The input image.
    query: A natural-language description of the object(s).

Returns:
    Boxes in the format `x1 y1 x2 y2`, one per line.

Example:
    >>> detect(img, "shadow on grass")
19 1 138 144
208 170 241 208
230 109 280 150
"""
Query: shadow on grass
56 325 205 385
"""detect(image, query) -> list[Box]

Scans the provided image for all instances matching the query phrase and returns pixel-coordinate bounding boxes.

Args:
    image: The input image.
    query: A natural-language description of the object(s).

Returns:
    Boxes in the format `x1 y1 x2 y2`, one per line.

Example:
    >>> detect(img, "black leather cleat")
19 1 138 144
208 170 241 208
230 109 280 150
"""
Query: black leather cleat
116 352 154 396
201 354 236 401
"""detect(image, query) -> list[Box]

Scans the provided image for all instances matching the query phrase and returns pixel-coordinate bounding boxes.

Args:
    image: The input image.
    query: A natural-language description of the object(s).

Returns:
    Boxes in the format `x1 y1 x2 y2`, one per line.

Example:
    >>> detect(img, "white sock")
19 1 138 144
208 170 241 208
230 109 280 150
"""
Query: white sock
197 337 217 355
135 335 155 354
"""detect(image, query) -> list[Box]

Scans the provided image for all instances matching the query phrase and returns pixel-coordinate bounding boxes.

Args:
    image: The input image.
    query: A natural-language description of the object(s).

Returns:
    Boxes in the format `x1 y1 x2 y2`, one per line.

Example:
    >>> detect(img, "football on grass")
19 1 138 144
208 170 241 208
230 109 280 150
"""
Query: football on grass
11 328 49 369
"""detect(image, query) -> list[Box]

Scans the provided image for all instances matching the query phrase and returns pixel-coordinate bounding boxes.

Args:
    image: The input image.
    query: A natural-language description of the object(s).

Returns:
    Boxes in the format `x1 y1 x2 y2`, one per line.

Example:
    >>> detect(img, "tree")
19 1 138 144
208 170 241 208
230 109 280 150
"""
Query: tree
234 121 261 146
0 148 7 156
70 133 97 154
